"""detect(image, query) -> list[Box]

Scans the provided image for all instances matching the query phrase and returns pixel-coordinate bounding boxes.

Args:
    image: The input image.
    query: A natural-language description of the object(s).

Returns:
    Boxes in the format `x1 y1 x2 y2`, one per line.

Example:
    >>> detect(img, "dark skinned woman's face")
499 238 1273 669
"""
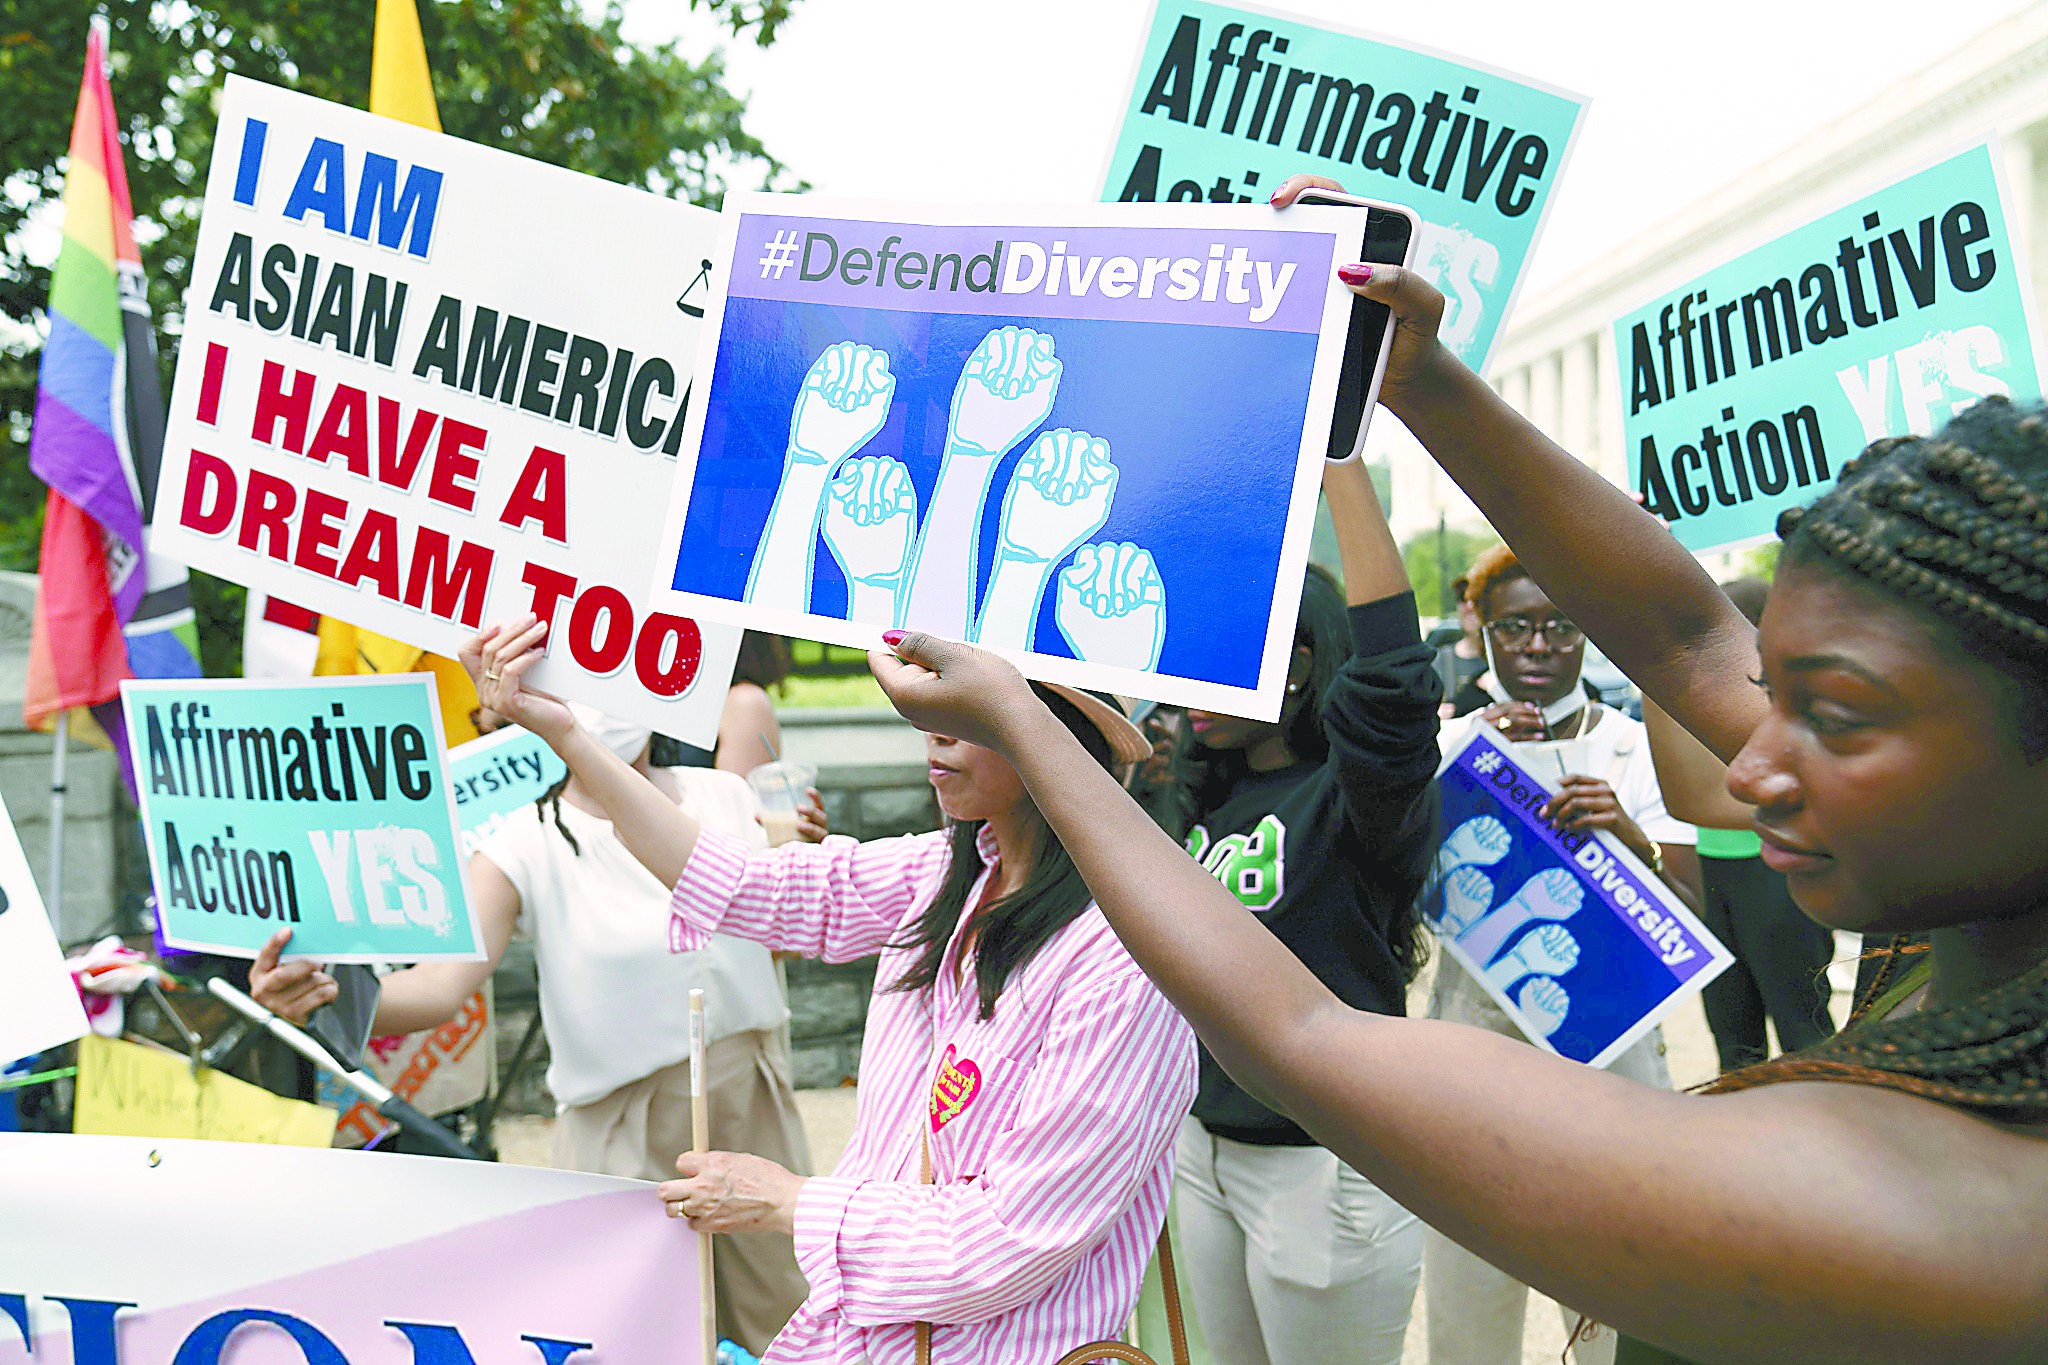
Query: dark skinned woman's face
1482 576 1585 708
1727 559 2048 934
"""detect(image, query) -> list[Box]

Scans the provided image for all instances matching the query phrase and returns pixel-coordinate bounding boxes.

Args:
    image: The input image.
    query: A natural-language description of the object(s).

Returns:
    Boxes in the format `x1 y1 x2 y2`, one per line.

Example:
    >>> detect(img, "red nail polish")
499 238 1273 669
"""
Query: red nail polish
1337 263 1373 285
1268 189 1282 205
882 630 906 647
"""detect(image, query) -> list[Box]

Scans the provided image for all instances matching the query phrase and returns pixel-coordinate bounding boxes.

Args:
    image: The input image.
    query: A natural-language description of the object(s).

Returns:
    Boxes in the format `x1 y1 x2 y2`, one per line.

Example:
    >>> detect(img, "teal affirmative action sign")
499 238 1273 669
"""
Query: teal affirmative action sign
1103 0 1586 370
1619 142 2046 554
122 675 482 962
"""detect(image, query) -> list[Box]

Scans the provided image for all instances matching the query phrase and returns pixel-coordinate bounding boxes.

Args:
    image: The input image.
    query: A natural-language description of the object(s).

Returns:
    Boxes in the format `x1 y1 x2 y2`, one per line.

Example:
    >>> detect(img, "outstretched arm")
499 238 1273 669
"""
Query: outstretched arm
463 616 703 888
868 634 2048 1364
1274 176 1764 761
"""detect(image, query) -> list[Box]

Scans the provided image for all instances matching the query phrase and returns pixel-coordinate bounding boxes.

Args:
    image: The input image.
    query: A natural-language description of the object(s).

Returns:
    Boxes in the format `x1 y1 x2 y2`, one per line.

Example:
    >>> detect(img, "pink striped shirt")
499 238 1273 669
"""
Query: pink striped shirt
671 824 1196 1364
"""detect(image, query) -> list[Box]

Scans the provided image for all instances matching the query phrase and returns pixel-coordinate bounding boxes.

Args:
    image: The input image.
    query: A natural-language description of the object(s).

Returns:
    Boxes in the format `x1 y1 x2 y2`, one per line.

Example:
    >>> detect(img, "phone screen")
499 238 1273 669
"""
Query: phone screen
1302 197 1415 460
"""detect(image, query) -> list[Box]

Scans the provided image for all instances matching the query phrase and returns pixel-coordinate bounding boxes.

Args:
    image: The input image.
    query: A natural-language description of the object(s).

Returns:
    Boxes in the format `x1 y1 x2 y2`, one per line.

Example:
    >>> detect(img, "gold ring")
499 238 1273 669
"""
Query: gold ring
485 669 501 682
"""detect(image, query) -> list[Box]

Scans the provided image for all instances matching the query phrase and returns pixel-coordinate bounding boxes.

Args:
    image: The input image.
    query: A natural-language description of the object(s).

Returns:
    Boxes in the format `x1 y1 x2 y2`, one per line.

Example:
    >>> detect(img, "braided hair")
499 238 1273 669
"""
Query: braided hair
1703 395 2048 1119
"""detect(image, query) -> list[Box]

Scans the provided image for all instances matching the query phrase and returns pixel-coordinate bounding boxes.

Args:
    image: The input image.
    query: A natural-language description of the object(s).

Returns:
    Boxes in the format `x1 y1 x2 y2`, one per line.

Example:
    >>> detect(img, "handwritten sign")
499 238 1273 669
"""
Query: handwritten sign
71 1035 338 1146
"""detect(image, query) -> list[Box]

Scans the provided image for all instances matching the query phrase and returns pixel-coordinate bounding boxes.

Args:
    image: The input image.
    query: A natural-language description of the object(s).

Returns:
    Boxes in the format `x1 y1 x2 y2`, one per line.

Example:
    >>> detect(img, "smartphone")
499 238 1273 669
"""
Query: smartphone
1292 188 1418 462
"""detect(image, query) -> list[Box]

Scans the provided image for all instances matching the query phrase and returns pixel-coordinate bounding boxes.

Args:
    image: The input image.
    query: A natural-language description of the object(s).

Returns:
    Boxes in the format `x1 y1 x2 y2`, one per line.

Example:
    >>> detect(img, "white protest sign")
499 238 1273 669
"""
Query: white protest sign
0 1134 702 1363
150 77 741 745
0 795 87 1066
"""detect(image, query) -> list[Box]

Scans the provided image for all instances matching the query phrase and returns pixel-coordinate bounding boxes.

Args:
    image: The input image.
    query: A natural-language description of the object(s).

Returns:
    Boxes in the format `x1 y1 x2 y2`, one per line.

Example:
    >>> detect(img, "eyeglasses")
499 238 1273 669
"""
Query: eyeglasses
1484 615 1583 649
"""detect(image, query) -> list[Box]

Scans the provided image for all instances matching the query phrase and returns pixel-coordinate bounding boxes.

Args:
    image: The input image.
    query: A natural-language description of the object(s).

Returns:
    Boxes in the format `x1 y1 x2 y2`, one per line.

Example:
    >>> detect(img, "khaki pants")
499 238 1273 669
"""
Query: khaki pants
554 1029 815 1357
1423 967 1671 1365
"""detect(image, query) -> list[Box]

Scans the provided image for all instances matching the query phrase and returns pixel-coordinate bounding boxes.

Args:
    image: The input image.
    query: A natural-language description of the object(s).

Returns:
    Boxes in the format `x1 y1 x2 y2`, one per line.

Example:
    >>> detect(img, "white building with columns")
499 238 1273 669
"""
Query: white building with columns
1382 5 2048 552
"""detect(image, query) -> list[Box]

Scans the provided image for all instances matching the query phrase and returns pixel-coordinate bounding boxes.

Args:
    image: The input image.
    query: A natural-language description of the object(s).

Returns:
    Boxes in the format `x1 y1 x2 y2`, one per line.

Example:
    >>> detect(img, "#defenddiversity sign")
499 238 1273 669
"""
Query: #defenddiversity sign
649 195 1369 720
1104 0 1586 370
150 78 741 744
121 676 481 962
1621 142 2047 553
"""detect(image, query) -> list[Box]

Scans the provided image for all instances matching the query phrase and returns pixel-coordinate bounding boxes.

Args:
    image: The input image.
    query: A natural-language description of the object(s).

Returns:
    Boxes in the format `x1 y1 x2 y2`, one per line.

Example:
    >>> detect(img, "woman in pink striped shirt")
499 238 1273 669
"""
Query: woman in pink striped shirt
465 619 1196 1365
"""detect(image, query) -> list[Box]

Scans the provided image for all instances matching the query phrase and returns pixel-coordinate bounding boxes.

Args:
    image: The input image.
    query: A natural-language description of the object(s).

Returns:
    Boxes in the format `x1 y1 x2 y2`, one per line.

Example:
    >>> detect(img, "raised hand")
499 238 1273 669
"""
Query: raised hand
975 431 1119 649
948 326 1062 456
821 456 919 626
790 341 896 466
1434 864 1496 938
749 341 898 611
1437 815 1513 882
1456 867 1585 967
902 328 1064 637
870 632 1041 756
1516 976 1572 1040
1482 923 1582 991
1054 541 1168 673
248 928 335 1024
463 616 573 747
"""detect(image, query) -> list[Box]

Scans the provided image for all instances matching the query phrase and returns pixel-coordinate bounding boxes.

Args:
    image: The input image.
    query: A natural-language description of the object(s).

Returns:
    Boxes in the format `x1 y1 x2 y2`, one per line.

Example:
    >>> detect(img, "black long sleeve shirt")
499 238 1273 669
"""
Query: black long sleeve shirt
1186 590 1443 1145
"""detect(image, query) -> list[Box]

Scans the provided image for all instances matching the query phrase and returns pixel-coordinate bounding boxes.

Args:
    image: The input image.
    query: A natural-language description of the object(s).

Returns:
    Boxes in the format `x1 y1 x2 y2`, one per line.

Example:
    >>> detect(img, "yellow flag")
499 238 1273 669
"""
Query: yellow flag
370 0 441 131
327 0 482 742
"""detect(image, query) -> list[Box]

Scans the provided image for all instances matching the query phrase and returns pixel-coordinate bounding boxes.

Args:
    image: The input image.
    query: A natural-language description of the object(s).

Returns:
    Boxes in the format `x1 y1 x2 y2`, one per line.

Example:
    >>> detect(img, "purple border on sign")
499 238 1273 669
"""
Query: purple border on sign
729 213 1335 332
1448 730 1712 981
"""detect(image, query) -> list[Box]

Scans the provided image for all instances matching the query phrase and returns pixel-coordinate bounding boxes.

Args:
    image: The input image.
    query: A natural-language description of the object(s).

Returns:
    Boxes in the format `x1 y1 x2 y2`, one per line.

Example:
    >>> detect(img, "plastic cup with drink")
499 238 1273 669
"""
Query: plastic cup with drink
747 761 817 846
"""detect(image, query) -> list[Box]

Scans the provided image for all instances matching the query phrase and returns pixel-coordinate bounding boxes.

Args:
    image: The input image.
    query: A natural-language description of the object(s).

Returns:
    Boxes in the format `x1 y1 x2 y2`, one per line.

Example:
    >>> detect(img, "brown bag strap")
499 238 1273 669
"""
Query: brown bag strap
912 1129 1190 1365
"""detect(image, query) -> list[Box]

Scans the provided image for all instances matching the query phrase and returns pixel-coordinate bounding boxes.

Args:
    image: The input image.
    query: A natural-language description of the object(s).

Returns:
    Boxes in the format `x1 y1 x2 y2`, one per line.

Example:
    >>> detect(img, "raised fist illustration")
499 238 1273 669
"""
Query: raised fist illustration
1517 976 1571 1040
1436 815 1512 883
1433 863 1496 938
1482 923 1582 991
790 341 896 467
1456 868 1585 967
947 326 1061 456
822 456 919 625
1054 541 1167 673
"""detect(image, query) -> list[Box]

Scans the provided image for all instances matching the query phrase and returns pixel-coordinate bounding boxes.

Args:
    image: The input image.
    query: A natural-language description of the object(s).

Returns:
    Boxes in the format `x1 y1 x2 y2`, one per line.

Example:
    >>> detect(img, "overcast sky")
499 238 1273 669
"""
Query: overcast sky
625 0 2038 296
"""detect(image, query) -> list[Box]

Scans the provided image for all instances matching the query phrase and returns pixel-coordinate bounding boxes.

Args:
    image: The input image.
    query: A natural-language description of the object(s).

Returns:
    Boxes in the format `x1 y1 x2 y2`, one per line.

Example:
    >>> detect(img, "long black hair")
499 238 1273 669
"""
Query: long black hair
886 687 1116 1020
1171 564 1351 832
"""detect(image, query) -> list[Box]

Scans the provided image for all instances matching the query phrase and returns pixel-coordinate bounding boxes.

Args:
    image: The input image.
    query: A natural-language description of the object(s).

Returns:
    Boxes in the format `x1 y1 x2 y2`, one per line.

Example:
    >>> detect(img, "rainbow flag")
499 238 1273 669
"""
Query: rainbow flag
27 23 199 757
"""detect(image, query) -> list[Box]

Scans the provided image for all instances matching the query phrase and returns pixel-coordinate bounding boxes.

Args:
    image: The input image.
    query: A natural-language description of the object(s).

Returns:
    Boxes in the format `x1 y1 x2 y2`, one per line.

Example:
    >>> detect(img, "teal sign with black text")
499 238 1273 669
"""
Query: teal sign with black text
1103 0 1587 370
122 675 482 962
1619 142 2045 554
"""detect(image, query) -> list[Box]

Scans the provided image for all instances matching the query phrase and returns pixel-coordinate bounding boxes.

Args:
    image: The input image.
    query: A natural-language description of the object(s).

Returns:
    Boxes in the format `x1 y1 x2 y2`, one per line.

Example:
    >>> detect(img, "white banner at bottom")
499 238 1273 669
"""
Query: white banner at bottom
0 1134 701 1365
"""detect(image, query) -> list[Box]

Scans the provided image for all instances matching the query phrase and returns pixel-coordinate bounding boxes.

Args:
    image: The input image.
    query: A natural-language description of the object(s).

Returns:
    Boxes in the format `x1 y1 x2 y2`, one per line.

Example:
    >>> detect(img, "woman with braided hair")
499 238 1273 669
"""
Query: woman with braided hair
858 172 2048 1365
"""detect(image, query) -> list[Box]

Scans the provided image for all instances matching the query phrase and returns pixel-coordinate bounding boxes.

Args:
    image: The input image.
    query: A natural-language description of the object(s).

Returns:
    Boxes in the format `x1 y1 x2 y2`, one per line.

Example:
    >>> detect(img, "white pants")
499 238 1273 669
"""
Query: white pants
1175 1116 1422 1365
1424 966 1671 1365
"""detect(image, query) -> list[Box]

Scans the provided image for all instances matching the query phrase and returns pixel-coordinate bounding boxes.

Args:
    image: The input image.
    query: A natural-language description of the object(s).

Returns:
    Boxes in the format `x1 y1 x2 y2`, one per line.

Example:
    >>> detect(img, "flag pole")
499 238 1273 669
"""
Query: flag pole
48 711 69 934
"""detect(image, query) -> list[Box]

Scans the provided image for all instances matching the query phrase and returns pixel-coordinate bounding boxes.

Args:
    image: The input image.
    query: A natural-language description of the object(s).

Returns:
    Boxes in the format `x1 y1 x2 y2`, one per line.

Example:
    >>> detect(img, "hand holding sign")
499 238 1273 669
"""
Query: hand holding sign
822 456 919 625
1056 542 1167 673
463 616 574 747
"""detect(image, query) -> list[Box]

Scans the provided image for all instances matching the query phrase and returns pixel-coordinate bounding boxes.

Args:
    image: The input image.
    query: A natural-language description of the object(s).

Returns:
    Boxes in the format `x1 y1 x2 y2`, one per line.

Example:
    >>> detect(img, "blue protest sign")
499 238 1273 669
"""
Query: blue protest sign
449 726 566 858
649 194 1366 720
1618 141 2045 553
1427 727 1731 1067
121 676 482 963
1103 0 1587 370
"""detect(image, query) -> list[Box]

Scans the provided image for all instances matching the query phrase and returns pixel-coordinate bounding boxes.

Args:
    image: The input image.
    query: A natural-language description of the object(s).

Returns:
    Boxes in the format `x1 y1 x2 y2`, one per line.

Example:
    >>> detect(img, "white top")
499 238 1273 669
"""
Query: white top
478 766 789 1107
1446 702 1694 847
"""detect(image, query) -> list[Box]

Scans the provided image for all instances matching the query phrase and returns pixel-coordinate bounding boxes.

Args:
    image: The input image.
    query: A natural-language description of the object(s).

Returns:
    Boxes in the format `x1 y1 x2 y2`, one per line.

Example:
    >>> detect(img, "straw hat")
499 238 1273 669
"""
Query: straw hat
1033 683 1152 765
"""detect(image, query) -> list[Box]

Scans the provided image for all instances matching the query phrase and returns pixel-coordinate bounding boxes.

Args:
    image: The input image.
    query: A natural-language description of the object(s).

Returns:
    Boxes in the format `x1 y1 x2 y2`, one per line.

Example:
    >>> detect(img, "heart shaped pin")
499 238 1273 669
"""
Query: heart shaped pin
928 1044 983 1133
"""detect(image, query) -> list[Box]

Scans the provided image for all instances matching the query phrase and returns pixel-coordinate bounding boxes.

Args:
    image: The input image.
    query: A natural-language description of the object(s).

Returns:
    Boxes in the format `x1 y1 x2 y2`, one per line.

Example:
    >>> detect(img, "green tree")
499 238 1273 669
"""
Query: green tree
0 0 798 674
1401 522 1499 622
